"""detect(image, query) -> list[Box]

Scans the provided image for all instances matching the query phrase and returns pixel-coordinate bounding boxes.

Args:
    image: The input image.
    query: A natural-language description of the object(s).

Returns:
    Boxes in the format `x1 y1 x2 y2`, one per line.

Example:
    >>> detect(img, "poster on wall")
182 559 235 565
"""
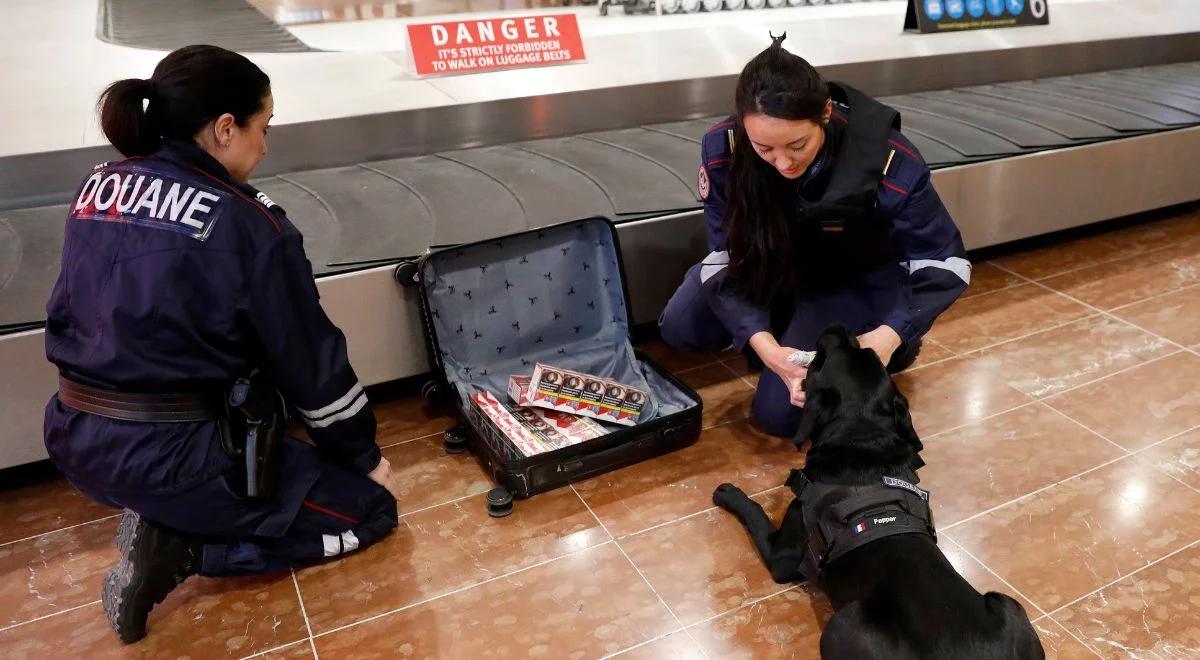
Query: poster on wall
407 14 586 77
905 0 1049 33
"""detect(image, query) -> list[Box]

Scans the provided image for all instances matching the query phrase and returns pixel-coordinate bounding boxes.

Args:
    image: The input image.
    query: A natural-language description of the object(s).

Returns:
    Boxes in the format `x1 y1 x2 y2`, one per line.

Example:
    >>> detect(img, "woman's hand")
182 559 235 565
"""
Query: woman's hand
857 325 903 367
749 332 809 408
367 456 402 501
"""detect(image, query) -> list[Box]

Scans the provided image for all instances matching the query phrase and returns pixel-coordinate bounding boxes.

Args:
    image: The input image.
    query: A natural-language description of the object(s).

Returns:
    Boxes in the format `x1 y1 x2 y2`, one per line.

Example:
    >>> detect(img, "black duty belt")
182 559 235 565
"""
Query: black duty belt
58 376 222 423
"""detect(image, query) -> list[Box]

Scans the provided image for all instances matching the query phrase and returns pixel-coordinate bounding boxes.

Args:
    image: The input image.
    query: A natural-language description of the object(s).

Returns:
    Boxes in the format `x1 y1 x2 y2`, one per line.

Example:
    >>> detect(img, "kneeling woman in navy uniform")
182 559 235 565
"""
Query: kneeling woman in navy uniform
661 35 970 437
43 46 400 643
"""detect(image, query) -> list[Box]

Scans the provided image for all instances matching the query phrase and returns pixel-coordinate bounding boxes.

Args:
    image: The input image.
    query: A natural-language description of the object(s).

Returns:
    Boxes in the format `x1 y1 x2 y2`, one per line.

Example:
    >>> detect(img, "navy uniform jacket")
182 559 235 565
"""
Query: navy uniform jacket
44 139 380 526
697 106 970 349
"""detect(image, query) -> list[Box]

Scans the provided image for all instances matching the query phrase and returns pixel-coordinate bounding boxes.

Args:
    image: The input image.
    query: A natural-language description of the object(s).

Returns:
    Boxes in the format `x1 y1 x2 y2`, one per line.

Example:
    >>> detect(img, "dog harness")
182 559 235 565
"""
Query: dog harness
787 467 937 584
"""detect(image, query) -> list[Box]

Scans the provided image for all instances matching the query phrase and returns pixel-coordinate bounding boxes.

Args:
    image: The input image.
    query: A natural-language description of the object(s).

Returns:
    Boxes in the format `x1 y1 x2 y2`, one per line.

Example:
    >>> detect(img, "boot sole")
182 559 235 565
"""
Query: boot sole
103 511 145 644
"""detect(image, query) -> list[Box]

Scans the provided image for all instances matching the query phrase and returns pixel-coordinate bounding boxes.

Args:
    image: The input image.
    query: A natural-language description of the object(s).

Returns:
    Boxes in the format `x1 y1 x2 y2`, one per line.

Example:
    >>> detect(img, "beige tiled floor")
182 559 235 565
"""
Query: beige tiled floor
1 209 1199 658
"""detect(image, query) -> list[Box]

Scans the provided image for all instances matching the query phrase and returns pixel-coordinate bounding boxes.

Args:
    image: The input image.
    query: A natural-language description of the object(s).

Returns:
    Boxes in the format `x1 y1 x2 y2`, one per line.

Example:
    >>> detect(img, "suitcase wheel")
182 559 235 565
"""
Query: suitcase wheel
443 427 469 454
422 380 445 406
393 260 420 287
486 487 514 518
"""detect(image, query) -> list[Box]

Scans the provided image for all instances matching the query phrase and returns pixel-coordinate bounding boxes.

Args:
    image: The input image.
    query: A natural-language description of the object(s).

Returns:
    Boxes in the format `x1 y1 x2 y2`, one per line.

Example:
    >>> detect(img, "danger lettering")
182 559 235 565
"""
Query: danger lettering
431 17 562 46
71 166 226 241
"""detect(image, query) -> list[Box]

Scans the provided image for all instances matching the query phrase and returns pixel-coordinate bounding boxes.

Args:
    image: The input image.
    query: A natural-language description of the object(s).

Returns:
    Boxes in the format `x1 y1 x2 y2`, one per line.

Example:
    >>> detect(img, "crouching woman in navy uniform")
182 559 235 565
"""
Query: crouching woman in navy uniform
661 35 970 438
43 45 401 643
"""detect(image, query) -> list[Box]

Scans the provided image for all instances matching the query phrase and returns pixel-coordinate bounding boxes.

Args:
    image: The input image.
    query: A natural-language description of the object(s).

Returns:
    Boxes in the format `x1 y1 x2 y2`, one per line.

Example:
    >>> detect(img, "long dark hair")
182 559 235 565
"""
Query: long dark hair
99 45 271 158
725 34 829 305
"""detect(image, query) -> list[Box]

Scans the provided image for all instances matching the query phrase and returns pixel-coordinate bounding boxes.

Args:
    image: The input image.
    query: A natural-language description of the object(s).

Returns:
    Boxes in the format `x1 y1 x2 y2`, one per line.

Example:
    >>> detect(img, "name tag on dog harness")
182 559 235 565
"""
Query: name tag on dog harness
883 476 929 501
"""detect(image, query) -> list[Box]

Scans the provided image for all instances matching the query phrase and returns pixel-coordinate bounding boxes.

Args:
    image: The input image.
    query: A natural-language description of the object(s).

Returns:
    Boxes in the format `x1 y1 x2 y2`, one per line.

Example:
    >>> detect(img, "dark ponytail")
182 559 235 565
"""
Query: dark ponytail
725 34 830 305
98 45 271 158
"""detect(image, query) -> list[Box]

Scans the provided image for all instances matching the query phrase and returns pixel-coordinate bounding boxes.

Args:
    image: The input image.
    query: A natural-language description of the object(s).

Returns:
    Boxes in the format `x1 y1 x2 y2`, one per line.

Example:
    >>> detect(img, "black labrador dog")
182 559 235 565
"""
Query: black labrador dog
713 326 1043 659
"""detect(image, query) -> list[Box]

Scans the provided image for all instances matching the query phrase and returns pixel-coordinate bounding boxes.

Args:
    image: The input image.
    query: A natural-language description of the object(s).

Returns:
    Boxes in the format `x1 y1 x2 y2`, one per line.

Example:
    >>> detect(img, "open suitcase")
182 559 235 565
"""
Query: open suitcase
405 217 703 516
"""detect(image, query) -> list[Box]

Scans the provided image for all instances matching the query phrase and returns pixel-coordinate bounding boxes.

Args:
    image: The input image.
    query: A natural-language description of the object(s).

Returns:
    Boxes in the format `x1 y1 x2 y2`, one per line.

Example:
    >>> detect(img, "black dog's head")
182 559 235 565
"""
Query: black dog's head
794 325 924 473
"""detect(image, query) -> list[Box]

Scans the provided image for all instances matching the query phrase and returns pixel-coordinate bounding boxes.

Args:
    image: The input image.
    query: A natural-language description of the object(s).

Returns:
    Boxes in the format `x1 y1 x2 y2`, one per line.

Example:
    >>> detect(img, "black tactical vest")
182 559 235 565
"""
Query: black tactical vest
791 83 902 292
787 466 936 585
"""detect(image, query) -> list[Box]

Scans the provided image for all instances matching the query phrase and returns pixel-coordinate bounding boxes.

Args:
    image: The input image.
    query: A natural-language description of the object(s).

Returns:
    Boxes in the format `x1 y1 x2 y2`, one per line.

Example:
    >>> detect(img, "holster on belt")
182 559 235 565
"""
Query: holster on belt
221 371 286 500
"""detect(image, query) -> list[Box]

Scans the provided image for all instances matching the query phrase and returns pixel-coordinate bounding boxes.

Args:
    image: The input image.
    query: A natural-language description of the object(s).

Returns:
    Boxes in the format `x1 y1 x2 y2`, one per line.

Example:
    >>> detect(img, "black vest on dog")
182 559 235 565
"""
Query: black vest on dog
791 83 901 292
786 467 936 584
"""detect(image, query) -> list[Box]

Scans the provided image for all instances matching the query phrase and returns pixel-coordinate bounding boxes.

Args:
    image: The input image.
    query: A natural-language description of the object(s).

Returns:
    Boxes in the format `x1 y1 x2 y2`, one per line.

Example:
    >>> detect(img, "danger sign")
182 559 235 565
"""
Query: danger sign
407 14 586 76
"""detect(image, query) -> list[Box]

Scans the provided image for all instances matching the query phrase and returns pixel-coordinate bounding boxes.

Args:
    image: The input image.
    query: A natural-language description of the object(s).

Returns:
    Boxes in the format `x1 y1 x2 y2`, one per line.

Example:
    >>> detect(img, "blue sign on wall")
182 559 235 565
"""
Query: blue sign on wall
906 0 1049 32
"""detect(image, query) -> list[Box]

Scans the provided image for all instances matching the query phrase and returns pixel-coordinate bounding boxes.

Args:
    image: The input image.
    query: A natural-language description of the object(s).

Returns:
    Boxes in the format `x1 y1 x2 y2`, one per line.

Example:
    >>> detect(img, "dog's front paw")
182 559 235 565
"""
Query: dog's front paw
712 483 745 508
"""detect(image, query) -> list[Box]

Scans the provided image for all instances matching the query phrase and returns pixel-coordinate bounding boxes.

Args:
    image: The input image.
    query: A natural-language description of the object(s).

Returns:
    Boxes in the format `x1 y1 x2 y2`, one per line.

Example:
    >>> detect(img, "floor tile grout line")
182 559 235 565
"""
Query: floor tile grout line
1039 404 1134 458
943 422 1200 532
672 357 727 377
953 311 1104 358
942 452 1130 533
0 599 101 634
1041 615 1105 659
570 484 712 660
239 638 310 660
1043 537 1200 621
0 512 123 549
958 278 1027 301
398 490 484 519
597 626 687 660
1035 349 1187 406
715 357 759 392
378 428 447 450
615 485 785 542
940 537 1049 619
598 584 808 658
686 584 801 630
1108 280 1200 313
995 232 1195 284
988 262 1195 354
290 570 319 660
949 348 1186 422
309 538 617 642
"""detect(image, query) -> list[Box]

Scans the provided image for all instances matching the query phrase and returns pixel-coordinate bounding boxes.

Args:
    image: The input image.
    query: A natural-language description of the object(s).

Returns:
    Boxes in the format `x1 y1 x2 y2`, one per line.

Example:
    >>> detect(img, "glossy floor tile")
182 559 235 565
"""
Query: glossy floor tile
1044 351 1200 451
946 456 1200 612
920 403 1125 527
892 357 1033 437
6 210 1200 658
1055 541 1200 659
973 316 1174 399
927 284 1093 354
960 261 1026 299
296 487 610 632
620 488 792 625
1040 242 1200 311
311 543 678 659
1112 284 1200 348
678 363 756 430
573 421 800 538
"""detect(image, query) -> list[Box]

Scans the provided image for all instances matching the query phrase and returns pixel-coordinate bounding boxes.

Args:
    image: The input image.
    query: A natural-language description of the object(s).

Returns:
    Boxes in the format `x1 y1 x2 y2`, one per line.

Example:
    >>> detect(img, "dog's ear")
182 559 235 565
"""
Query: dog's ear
893 390 923 456
794 388 840 448
816 325 852 355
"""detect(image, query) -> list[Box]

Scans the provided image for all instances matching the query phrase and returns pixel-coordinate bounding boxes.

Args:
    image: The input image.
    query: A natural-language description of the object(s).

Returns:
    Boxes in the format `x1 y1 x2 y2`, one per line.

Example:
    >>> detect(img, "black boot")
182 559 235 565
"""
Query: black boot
102 510 201 644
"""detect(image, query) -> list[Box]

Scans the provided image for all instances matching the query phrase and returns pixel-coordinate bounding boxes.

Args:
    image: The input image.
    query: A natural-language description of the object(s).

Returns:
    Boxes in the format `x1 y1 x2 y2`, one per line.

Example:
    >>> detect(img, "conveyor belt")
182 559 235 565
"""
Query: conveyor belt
4 61 1200 331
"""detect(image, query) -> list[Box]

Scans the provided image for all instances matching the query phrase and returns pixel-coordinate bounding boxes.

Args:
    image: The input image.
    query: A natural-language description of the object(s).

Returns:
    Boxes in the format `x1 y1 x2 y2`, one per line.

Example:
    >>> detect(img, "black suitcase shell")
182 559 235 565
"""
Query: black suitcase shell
414 218 703 501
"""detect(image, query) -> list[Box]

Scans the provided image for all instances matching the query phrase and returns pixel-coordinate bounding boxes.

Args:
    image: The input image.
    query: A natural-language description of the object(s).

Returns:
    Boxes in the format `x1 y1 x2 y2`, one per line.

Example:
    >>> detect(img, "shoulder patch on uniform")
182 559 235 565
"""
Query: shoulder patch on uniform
255 191 278 209
698 166 711 200
70 165 227 241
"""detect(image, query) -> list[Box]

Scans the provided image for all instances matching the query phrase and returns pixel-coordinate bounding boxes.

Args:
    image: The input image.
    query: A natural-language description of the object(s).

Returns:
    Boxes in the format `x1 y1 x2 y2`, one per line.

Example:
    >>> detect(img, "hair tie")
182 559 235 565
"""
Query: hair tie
769 31 787 49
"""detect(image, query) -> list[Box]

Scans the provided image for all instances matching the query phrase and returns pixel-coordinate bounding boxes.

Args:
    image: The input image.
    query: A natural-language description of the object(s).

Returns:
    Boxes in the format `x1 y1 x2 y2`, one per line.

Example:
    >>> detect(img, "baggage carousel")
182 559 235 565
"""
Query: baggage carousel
2 0 1200 468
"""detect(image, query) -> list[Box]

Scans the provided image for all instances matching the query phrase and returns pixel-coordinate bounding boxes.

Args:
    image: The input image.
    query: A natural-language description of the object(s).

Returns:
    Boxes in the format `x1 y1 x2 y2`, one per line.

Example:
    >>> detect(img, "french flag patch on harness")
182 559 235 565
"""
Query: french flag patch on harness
853 521 869 534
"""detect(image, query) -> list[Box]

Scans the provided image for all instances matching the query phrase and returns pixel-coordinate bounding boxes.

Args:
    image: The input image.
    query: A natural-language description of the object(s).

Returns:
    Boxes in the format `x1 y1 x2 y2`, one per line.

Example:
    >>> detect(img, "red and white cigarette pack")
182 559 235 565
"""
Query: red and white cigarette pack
509 364 648 426
472 389 607 458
